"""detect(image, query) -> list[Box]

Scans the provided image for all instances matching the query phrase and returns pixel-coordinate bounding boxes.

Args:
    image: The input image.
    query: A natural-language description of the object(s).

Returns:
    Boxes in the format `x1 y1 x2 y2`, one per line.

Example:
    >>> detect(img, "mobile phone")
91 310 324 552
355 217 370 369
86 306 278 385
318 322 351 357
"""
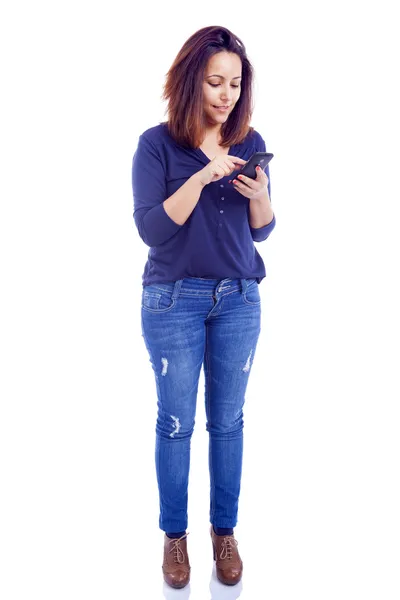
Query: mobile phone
238 152 274 179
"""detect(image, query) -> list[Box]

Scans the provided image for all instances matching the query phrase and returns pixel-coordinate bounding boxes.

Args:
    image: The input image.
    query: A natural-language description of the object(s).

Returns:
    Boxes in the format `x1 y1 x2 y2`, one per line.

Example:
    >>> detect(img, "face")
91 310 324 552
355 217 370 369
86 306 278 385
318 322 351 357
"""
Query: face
202 51 242 130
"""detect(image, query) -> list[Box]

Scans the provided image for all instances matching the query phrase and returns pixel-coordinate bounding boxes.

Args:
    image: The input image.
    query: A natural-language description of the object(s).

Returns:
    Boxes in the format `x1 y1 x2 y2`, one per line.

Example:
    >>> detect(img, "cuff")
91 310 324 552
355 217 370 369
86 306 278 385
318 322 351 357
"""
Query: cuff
250 213 276 242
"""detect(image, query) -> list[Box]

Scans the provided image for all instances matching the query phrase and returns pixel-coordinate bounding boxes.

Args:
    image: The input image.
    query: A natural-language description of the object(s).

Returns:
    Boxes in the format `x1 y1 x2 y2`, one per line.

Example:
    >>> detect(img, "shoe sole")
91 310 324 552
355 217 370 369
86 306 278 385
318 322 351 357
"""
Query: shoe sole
165 581 190 589
163 575 190 589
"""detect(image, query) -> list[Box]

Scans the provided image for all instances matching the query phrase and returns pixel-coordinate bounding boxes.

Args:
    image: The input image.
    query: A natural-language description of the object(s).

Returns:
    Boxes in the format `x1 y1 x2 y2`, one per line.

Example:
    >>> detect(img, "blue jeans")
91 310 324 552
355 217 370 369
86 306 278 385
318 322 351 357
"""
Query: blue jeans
140 276 261 532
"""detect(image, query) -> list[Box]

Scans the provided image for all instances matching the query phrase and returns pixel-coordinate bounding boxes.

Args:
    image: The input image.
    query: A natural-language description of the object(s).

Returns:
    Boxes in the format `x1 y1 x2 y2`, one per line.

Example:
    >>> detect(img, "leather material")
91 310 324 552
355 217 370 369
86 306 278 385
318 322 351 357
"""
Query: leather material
162 532 190 589
211 525 243 585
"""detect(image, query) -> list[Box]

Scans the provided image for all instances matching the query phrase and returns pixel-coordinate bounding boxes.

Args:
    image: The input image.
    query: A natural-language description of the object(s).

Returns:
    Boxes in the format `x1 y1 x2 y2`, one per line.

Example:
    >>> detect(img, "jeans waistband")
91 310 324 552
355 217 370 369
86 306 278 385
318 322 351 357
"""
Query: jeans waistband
146 277 257 299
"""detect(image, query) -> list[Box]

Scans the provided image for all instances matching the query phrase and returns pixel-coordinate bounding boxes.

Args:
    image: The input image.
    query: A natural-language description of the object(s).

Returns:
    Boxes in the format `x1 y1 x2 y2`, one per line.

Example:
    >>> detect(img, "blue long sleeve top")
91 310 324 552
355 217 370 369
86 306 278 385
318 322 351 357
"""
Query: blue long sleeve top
132 122 276 287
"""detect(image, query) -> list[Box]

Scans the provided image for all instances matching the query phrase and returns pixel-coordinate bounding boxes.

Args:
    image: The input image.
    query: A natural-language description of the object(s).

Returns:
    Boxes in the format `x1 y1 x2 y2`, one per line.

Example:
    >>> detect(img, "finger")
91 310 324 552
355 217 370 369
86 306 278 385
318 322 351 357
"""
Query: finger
232 178 249 190
236 173 257 188
232 179 251 197
228 166 243 180
217 159 236 176
221 161 235 176
228 168 244 183
227 155 247 165
256 165 269 184
228 162 248 183
212 166 225 179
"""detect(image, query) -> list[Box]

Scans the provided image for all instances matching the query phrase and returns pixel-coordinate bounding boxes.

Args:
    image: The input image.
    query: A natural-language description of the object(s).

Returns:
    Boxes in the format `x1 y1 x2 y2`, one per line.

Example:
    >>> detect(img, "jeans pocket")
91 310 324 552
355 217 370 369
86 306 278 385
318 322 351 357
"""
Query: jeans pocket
142 286 176 313
242 279 261 306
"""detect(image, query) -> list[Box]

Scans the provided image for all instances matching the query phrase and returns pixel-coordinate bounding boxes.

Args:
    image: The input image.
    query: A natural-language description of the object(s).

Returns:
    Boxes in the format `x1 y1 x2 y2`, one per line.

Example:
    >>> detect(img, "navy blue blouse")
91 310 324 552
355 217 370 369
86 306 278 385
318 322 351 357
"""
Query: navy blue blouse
132 122 276 287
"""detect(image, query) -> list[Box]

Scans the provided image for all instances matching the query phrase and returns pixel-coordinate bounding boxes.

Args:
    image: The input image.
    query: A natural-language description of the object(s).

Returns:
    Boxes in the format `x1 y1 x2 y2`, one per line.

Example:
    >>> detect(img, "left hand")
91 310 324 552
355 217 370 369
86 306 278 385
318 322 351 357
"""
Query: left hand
230 166 269 200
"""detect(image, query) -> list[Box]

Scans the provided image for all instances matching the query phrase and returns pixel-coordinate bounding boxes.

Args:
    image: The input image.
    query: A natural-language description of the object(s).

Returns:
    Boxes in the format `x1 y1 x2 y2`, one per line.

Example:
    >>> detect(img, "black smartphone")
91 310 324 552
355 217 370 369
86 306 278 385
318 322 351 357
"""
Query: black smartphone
238 152 274 179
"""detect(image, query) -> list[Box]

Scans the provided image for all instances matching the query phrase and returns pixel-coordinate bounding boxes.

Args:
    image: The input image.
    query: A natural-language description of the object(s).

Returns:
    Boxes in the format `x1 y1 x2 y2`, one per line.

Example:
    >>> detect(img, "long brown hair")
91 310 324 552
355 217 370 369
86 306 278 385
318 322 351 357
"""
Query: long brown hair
161 26 255 149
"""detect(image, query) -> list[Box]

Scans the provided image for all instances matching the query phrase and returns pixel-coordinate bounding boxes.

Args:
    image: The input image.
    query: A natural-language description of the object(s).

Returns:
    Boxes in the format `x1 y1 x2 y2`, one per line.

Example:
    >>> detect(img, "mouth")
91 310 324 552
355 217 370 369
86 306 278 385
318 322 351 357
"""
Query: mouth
213 105 231 111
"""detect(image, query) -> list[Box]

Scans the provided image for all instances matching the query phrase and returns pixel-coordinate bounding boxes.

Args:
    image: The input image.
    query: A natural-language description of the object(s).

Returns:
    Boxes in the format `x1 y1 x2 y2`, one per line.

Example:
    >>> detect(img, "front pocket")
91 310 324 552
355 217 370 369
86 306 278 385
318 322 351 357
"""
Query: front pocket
243 280 261 306
142 291 162 310
141 287 176 313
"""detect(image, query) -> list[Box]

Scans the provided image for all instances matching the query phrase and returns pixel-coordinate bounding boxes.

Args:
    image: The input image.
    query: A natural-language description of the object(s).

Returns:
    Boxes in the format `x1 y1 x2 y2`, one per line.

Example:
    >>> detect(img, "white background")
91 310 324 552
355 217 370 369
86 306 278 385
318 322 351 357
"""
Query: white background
1 1 399 598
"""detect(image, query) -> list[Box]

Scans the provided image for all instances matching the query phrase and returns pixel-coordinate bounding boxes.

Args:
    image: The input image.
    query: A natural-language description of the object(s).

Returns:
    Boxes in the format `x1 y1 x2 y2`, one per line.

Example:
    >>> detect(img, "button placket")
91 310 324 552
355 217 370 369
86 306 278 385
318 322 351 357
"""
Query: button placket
217 184 225 233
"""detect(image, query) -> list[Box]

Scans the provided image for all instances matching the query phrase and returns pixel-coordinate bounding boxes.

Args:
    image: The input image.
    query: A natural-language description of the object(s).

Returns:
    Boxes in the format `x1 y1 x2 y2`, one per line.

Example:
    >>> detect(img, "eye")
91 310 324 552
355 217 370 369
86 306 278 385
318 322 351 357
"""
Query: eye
209 83 240 88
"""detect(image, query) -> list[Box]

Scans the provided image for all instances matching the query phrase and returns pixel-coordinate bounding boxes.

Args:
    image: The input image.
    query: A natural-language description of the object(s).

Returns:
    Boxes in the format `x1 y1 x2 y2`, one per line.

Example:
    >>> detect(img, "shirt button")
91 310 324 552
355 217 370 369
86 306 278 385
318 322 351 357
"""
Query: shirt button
219 223 222 227
220 210 224 214
220 184 224 188
221 196 224 200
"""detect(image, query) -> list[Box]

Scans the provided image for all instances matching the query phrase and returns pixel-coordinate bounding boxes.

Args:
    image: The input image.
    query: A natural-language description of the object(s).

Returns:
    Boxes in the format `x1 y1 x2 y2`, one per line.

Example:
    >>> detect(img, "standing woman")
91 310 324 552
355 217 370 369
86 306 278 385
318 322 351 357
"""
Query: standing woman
132 25 276 589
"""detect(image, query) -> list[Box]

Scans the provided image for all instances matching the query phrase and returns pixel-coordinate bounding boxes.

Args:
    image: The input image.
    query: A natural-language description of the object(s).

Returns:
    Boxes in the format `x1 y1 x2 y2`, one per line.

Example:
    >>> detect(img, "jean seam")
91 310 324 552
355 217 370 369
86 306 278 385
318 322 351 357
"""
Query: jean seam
205 324 214 524
141 299 177 313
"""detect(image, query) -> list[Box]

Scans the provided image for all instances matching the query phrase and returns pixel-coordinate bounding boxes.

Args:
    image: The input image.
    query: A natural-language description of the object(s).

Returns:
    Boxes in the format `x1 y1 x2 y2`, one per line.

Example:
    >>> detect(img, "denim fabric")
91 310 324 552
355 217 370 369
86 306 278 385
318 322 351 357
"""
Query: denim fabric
140 276 261 532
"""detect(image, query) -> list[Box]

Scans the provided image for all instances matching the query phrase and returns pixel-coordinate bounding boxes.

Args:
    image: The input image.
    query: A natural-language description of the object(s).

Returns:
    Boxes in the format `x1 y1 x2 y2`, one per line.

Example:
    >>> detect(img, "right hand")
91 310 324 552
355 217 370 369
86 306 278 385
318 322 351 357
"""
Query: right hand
198 154 247 186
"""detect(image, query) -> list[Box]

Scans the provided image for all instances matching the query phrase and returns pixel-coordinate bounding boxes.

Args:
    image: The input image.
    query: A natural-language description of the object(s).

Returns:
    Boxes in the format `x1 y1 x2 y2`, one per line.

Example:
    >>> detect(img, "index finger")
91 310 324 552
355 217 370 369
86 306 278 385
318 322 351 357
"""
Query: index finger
227 155 247 165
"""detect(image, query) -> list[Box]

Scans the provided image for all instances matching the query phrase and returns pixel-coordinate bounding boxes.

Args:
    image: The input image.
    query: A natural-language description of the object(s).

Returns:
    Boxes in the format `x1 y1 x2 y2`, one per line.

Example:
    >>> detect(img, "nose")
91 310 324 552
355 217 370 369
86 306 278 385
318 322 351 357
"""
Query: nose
220 85 233 103
221 93 232 102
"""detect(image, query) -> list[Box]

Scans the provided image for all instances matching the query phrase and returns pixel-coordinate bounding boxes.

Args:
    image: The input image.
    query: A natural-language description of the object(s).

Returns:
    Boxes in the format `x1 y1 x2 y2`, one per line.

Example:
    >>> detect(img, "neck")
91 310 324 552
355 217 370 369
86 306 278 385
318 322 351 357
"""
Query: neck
204 123 223 143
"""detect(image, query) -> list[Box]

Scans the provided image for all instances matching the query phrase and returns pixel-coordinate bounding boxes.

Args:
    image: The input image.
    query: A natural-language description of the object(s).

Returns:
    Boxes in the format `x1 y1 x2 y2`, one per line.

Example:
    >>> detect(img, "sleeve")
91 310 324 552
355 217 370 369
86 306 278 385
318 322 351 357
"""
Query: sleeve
132 134 183 247
249 132 276 243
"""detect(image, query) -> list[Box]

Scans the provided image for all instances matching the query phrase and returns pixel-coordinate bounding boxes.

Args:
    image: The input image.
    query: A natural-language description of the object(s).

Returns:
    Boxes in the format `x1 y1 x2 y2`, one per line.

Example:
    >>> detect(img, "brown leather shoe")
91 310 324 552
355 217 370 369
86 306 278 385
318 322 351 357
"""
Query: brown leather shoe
162 532 190 589
210 526 243 585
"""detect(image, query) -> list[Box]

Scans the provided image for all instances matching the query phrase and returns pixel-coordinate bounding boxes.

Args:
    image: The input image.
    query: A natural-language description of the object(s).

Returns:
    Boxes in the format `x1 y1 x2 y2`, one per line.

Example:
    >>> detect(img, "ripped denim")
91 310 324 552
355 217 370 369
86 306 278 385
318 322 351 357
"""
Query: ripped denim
140 277 261 532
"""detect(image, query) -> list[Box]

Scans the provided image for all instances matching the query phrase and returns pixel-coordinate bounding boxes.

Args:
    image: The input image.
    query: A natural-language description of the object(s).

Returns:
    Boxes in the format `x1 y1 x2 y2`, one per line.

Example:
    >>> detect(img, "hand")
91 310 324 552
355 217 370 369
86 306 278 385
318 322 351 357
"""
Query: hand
230 166 270 200
198 154 247 186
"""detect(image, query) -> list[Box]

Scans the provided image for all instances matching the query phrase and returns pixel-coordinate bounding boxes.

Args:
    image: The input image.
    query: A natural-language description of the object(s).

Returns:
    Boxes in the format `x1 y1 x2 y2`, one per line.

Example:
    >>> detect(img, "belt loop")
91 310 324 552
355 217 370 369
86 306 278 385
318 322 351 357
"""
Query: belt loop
172 279 183 300
217 277 233 293
240 278 248 295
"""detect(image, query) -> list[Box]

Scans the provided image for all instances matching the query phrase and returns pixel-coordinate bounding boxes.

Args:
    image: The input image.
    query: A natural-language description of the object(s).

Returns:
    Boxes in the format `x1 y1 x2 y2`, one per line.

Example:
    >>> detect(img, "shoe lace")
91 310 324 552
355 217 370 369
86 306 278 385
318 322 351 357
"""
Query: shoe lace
219 536 238 560
168 532 189 564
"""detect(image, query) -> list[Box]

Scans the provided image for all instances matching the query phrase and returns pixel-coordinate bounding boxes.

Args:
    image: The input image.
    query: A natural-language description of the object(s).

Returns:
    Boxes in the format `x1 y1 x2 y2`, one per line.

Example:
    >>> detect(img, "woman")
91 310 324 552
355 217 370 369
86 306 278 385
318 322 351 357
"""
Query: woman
131 25 276 589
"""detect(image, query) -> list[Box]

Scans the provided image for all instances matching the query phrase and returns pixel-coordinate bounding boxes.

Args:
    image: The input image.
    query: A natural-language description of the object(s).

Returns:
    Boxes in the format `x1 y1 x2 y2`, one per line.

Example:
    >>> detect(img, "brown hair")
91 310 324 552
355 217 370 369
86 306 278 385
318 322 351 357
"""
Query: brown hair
161 26 255 149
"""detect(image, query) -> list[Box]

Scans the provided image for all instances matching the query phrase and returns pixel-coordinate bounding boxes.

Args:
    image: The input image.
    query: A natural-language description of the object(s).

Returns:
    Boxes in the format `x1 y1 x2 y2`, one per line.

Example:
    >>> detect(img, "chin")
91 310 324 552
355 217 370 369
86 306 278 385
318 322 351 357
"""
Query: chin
207 111 229 121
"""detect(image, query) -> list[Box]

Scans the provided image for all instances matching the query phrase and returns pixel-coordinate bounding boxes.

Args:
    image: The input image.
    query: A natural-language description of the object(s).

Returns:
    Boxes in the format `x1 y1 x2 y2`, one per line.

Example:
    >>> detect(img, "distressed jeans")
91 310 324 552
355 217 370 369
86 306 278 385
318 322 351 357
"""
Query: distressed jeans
140 276 261 532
